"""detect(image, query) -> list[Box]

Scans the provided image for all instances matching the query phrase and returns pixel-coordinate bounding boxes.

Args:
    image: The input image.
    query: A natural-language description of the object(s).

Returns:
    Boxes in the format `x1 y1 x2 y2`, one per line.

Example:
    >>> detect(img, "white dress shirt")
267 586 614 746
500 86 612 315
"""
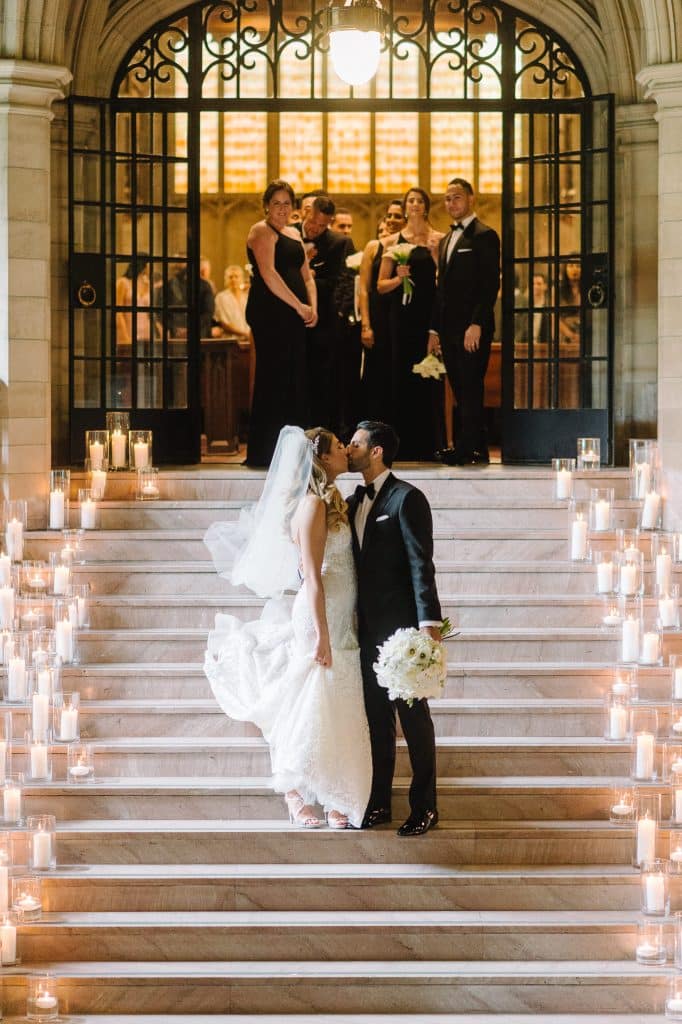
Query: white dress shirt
445 212 476 263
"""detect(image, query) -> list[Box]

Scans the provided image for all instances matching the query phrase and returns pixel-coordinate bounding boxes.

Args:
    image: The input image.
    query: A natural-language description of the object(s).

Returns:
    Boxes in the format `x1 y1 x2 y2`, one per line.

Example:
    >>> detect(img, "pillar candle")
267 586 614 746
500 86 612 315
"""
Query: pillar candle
7 657 26 701
620 563 638 595
637 815 657 865
91 469 106 500
659 597 677 628
608 706 628 740
621 617 640 662
77 596 88 627
133 441 149 468
636 462 651 499
89 440 104 469
594 499 611 531
110 429 126 468
0 866 7 912
37 667 51 697
32 693 50 739
556 469 572 499
656 551 673 591
0 917 16 964
675 667 682 700
55 618 73 663
80 499 96 530
53 564 70 595
640 631 660 665
5 520 23 562
60 706 79 741
642 491 661 529
597 561 614 593
0 553 10 585
3 785 21 823
30 743 49 780
635 732 655 778
571 515 588 560
644 874 666 913
0 586 14 629
0 740 6 774
676 790 682 825
49 489 65 529
31 830 52 869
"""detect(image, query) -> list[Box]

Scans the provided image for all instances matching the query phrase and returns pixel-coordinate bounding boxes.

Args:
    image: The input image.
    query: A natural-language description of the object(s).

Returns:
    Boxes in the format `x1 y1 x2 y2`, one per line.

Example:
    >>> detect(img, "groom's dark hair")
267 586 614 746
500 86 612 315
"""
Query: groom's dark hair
357 420 399 467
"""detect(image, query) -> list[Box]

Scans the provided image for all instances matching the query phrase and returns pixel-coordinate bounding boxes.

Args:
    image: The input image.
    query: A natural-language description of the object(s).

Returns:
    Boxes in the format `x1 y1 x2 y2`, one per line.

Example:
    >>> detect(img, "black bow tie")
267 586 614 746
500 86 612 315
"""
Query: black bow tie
451 222 464 231
355 482 376 502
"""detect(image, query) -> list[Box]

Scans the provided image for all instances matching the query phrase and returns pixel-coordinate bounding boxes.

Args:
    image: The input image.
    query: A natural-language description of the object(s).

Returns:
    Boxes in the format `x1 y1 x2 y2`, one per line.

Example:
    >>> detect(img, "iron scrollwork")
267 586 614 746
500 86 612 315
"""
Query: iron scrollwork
119 20 191 98
515 23 585 99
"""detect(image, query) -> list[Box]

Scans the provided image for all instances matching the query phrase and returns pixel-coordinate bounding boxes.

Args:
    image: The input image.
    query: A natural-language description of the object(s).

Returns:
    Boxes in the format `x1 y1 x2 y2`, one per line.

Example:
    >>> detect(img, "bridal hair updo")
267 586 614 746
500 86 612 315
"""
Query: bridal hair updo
305 427 348 531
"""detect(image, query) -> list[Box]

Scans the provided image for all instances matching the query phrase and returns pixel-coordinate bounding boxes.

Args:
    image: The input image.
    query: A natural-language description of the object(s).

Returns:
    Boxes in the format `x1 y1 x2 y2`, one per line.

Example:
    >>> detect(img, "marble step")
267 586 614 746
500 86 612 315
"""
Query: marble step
71 626 678 663
72 560 649 595
16 909 645 963
0 1016 666 1024
14 736 632 778
66 465 633 502
0 960 667 1014
29 528 585 563
19 776 628 822
40 864 642 913
53 819 636 865
7 698 612 741
78 593 673 631
88 497 642 532
63 662 672 702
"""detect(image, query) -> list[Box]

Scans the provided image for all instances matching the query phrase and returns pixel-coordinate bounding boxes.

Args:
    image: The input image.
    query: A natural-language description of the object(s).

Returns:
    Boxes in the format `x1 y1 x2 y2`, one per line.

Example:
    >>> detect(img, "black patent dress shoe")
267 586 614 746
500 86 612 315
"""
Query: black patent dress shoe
361 807 392 829
435 448 471 466
471 450 490 465
397 809 439 837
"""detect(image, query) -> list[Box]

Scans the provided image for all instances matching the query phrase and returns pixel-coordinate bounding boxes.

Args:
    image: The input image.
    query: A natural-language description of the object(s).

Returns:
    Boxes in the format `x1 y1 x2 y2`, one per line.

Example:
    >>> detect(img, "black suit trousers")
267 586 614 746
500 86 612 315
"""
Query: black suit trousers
442 330 492 456
360 645 437 814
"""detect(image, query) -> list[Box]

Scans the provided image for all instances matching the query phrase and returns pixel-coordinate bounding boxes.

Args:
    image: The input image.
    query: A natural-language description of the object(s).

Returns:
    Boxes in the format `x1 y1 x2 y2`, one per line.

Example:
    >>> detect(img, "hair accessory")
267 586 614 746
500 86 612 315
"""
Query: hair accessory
311 434 321 456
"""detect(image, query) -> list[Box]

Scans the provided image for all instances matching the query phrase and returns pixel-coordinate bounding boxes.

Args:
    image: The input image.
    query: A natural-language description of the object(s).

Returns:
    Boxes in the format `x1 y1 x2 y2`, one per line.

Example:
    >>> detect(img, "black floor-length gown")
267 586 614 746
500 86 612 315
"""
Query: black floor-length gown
387 236 445 461
360 243 393 424
246 225 308 466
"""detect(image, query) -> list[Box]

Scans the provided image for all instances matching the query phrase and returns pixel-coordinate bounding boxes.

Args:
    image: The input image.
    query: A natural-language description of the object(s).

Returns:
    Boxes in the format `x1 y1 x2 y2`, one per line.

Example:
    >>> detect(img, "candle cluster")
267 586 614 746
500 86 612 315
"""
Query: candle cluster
89 421 153 473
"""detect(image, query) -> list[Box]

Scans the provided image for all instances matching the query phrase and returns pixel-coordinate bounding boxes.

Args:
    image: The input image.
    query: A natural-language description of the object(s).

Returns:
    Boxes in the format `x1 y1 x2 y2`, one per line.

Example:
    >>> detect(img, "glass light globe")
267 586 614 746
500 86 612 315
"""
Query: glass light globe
329 29 382 86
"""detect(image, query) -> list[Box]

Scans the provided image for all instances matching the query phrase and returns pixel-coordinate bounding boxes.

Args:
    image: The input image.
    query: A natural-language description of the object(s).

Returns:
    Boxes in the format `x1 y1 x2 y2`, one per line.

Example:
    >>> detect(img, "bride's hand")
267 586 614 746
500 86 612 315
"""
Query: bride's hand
314 635 332 668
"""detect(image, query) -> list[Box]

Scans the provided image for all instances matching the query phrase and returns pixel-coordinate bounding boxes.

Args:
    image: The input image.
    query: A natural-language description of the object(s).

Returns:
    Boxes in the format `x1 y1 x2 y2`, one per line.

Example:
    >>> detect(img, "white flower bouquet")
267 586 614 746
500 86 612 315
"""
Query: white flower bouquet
385 242 416 305
373 619 457 706
412 353 447 379
345 251 363 271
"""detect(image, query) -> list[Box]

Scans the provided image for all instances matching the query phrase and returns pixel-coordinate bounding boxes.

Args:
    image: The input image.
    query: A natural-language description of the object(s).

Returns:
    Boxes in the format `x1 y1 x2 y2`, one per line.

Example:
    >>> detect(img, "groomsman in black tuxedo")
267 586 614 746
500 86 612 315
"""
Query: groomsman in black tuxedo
299 195 354 427
347 421 442 836
429 177 500 465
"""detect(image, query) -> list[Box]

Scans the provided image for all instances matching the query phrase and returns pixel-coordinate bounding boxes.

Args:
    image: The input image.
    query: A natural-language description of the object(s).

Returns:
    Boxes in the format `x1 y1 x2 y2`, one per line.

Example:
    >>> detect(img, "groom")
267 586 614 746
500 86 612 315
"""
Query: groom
347 421 442 836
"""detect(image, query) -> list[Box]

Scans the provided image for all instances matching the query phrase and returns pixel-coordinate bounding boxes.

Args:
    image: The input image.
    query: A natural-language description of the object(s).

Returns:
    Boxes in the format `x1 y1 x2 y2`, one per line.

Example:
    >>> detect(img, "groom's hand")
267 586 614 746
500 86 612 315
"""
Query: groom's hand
421 625 441 642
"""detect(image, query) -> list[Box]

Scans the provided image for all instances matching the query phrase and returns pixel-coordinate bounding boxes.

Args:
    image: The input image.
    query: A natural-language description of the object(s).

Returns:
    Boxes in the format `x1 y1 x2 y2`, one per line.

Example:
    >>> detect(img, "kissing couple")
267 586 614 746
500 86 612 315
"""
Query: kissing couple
204 420 442 836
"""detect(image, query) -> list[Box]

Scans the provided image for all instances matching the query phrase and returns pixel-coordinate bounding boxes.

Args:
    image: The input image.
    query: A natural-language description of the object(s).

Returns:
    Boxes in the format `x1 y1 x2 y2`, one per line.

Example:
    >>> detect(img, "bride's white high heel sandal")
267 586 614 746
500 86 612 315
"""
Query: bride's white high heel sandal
285 792 322 829
326 810 349 830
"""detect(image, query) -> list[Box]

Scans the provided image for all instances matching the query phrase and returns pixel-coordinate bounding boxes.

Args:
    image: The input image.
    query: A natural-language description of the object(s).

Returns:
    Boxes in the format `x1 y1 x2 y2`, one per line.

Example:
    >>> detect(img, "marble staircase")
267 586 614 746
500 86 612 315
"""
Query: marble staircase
4 466 677 1019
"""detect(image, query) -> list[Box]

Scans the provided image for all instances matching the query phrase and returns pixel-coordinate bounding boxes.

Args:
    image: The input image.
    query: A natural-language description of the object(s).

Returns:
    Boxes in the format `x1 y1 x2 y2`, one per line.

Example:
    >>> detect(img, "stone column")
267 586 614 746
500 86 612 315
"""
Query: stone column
0 59 71 503
638 63 682 528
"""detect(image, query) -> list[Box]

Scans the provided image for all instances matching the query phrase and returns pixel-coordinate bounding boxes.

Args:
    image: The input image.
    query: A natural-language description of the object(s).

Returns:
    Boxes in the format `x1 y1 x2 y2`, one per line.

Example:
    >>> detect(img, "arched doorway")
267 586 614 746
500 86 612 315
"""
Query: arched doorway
67 0 614 463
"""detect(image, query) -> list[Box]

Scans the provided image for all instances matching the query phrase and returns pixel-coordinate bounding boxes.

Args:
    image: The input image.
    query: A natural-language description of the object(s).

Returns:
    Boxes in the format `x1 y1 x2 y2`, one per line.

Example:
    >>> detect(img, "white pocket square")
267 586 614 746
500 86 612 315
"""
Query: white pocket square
376 514 389 522
456 248 473 253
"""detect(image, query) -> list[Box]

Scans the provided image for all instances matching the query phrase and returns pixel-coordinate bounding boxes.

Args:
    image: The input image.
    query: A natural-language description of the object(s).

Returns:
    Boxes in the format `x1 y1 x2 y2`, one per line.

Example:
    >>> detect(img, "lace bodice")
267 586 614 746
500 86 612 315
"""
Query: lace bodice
294 522 357 651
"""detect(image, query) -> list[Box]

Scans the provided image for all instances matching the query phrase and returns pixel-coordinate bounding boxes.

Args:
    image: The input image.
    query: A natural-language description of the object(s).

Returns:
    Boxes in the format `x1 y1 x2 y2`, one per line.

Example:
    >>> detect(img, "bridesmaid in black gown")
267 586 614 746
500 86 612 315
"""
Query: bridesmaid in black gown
378 187 445 461
245 180 317 466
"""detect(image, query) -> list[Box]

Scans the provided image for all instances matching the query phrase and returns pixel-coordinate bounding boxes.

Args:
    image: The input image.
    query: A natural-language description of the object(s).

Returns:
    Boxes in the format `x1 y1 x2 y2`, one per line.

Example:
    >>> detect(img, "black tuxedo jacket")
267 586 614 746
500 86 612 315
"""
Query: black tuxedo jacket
348 474 442 651
299 226 354 329
431 217 500 340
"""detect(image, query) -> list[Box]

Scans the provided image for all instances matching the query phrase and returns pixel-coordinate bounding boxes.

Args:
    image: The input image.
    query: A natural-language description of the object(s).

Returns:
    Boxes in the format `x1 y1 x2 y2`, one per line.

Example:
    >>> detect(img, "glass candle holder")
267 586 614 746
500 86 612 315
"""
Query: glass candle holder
136 466 160 501
641 858 670 915
30 631 57 672
53 692 80 743
613 666 638 702
601 595 622 628
636 918 666 964
31 687 50 742
672 655 682 703
60 529 85 566
129 429 152 469
577 437 601 470
0 581 15 630
610 783 636 824
630 438 659 493
552 457 575 500
19 561 50 597
106 410 130 434
618 550 644 597
673 532 682 566
568 499 590 561
0 548 9 587
640 621 662 667
26 736 51 783
67 741 94 783
0 911 17 965
666 974 682 1020
673 767 682 824
3 499 27 562
17 597 50 632
108 426 128 470
48 470 69 530
621 607 643 664
641 490 663 531
85 429 108 471
631 708 659 781
604 691 629 741
27 815 56 871
589 487 614 533
5 637 29 703
48 552 70 597
85 458 108 501
0 710 10 778
636 791 661 866
68 582 91 629
53 602 75 665
78 488 97 530
12 875 41 921
27 973 58 1020
3 774 23 825
659 584 680 632
33 661 60 700
594 550 618 595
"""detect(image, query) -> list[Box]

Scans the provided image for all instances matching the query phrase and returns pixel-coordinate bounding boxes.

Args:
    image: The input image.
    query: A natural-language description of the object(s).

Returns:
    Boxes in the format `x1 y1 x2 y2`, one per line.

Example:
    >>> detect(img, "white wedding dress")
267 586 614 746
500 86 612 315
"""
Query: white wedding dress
204 520 372 828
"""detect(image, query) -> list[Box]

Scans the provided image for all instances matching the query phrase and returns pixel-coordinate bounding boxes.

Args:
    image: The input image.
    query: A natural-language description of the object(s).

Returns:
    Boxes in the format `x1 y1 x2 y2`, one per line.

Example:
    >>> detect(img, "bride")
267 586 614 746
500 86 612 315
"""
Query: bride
204 425 372 829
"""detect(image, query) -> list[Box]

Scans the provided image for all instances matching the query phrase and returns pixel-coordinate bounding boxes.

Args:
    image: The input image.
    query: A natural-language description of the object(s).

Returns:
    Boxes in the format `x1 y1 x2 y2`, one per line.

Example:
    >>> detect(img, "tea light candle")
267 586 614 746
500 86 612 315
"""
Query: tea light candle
597 560 614 593
636 941 658 958
48 489 65 530
637 814 657 864
55 618 73 663
91 469 106 500
641 631 660 665
142 482 160 498
556 468 572 499
0 585 14 628
60 705 78 741
53 564 69 595
31 831 52 870
642 491 661 529
667 997 682 1012
620 562 638 595
110 429 126 468
5 519 23 562
15 893 40 911
657 550 673 591
0 917 16 963
609 706 628 740
611 799 634 817
89 440 104 469
622 617 640 662
30 742 49 780
571 514 588 560
671 847 682 864
672 717 682 734
133 440 149 468
80 498 96 530
660 596 677 628
68 762 90 778
612 681 629 697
